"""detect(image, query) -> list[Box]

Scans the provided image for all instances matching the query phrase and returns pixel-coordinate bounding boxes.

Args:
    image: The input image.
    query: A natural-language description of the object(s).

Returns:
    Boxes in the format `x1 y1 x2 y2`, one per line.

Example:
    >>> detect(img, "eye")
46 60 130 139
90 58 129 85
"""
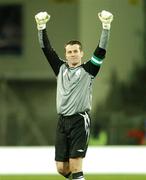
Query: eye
74 50 78 53
67 51 72 54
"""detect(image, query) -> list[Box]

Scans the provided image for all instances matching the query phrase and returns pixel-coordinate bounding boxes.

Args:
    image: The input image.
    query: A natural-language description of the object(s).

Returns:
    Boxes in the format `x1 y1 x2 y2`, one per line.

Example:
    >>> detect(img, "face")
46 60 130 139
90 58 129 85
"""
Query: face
65 44 84 67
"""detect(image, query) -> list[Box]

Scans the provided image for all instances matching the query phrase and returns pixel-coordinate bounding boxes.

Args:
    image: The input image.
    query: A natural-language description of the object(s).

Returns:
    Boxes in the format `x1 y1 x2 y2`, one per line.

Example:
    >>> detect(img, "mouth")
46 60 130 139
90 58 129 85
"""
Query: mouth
70 56 76 59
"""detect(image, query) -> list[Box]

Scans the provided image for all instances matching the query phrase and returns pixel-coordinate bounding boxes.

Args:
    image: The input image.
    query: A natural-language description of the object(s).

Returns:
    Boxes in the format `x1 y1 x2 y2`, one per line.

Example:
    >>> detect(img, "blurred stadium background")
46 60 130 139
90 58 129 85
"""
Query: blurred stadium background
0 0 146 179
0 0 145 146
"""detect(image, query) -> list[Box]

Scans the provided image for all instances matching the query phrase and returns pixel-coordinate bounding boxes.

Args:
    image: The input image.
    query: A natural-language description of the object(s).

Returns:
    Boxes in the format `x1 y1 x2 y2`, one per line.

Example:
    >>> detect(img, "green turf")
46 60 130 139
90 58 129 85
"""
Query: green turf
0 175 146 180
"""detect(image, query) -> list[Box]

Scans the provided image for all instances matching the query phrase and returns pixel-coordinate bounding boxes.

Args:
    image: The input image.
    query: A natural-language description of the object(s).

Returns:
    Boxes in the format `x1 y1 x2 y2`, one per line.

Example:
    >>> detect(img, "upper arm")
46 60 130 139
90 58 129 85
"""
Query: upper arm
42 48 64 76
83 46 106 77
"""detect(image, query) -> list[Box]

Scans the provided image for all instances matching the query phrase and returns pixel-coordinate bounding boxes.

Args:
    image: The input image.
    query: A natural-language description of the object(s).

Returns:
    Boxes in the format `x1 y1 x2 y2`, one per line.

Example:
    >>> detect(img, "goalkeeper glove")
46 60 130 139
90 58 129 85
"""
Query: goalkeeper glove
98 10 113 30
35 12 50 30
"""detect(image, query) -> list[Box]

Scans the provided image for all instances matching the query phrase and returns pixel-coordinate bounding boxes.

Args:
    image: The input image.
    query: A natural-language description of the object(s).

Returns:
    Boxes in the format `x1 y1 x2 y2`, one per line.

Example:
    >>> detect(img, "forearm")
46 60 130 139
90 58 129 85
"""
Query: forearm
99 29 110 50
38 29 51 49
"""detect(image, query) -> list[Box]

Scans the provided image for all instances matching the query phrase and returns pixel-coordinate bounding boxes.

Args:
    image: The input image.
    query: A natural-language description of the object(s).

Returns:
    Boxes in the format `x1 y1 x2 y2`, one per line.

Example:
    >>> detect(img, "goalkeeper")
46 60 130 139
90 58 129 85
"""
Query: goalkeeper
35 10 113 180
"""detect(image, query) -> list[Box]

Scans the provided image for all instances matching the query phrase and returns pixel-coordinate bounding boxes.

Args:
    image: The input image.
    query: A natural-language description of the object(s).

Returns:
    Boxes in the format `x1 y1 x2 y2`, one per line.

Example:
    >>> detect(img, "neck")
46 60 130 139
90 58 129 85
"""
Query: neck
68 62 81 68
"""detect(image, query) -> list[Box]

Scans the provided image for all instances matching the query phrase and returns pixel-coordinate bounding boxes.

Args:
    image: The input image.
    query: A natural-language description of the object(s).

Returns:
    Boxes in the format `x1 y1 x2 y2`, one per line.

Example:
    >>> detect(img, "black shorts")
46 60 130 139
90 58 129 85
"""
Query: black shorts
55 112 91 162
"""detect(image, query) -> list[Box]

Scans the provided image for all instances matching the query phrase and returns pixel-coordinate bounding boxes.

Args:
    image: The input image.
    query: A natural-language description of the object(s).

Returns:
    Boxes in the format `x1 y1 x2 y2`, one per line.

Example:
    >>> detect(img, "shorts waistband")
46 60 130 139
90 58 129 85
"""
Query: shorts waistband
59 111 89 118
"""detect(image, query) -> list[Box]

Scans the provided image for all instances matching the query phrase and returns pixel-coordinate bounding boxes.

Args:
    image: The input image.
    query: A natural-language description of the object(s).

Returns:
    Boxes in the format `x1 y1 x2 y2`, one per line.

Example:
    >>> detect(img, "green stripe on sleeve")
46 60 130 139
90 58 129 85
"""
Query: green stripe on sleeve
90 55 103 66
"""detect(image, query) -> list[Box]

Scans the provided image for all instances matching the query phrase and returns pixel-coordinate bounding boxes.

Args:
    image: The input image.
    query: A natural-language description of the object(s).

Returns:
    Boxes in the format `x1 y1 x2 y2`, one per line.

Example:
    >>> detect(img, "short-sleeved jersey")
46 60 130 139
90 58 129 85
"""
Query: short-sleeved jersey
38 29 109 116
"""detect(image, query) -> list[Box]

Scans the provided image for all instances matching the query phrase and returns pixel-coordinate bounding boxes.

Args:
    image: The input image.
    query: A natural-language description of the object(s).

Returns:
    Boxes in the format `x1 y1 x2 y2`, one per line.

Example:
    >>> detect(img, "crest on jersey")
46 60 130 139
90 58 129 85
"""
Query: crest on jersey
75 69 81 77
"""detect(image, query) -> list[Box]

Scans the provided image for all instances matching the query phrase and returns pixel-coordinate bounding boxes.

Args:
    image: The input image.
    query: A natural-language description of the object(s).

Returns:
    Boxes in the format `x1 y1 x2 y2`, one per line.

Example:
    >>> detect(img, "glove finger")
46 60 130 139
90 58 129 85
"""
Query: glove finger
98 13 113 23
98 12 104 22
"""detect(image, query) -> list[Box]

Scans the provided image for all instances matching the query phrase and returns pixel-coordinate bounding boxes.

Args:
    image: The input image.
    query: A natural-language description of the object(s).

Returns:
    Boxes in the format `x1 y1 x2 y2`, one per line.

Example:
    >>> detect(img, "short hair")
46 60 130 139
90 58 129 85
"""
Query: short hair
65 40 83 51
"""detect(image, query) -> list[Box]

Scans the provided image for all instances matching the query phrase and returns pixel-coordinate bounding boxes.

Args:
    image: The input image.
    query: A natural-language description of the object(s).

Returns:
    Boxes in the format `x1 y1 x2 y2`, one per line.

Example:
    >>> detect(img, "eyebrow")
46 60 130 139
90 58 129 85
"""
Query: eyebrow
67 49 79 53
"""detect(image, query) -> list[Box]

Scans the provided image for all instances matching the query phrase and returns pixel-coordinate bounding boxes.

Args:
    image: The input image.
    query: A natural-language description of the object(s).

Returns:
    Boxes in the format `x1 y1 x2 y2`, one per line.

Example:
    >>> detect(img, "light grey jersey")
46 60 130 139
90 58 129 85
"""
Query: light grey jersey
57 64 94 115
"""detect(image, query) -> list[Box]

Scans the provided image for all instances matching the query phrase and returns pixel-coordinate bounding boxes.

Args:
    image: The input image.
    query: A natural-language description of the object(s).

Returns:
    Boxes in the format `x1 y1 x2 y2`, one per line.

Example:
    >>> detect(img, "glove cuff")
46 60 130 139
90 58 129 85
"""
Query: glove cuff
102 23 111 30
37 23 46 30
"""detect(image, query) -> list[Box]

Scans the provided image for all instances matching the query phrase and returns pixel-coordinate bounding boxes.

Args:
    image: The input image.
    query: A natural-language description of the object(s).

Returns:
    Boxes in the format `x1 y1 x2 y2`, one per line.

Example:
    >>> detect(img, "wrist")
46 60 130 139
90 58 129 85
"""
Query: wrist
37 23 46 30
102 23 111 30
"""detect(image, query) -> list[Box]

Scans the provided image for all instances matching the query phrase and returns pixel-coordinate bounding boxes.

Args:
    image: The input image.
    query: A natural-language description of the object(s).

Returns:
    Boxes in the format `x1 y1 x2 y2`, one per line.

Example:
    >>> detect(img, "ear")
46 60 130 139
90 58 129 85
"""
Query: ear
81 51 84 58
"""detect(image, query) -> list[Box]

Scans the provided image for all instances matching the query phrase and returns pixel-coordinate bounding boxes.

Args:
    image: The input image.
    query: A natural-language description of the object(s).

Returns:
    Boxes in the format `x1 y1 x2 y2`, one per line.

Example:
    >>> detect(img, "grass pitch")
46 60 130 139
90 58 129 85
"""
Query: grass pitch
0 175 146 180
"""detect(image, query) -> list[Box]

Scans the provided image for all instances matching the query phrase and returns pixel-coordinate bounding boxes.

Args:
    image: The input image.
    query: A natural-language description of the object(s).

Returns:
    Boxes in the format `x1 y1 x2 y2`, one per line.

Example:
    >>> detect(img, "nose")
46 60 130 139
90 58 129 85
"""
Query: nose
71 52 75 56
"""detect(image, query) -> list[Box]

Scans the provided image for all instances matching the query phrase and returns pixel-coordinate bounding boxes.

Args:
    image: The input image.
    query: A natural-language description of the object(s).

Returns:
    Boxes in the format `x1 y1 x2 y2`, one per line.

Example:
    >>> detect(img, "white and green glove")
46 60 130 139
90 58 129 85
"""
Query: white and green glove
98 10 113 30
35 12 50 30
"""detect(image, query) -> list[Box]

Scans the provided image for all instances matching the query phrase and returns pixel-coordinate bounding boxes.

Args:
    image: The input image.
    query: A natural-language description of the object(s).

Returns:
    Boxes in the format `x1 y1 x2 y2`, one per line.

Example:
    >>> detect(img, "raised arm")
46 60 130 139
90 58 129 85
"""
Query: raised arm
83 10 113 77
35 12 64 76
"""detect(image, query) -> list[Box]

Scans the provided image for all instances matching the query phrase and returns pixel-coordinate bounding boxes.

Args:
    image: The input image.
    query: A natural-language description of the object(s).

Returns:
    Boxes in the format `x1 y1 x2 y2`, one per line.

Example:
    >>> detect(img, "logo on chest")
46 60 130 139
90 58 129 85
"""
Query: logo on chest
75 69 81 77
